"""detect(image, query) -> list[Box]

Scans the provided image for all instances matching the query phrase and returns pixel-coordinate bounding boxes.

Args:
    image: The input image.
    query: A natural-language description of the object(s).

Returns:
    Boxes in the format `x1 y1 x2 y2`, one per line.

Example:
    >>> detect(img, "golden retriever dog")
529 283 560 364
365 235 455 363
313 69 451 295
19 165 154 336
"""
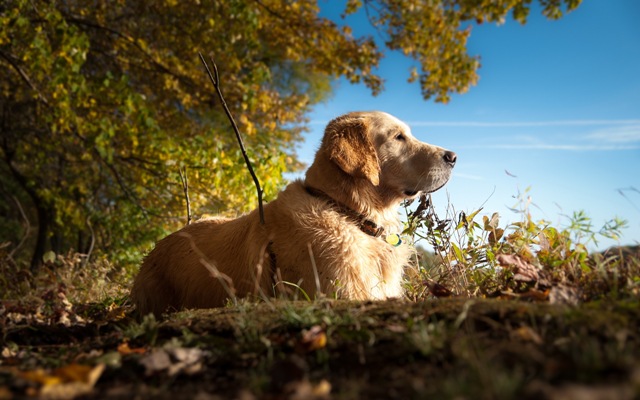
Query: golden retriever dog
131 111 456 316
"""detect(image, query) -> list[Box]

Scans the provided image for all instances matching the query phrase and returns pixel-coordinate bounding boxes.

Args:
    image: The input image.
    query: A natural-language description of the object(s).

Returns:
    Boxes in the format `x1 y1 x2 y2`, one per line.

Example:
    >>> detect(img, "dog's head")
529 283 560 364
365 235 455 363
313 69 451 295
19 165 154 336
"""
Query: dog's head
321 111 456 199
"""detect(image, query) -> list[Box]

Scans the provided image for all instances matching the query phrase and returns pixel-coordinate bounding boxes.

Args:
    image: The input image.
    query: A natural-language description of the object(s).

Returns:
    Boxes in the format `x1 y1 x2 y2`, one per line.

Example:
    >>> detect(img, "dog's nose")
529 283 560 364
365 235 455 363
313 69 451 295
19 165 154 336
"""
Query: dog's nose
443 151 457 166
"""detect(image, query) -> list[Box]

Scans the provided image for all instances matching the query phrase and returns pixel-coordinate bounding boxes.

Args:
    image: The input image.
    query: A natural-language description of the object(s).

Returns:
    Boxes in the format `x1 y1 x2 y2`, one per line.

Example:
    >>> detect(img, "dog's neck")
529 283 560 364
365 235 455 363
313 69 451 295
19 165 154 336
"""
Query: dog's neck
304 157 404 227
303 186 385 237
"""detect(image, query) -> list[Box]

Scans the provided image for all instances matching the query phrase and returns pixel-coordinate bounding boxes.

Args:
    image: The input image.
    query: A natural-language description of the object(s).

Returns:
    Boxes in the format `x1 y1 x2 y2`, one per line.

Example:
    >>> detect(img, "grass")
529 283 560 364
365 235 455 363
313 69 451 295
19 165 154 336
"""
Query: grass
5 298 638 398
1 192 639 399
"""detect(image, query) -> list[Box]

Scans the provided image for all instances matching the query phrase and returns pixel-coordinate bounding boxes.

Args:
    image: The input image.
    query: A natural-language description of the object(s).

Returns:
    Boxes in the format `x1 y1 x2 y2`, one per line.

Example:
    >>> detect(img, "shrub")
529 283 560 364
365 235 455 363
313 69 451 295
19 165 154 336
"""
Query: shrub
403 189 639 303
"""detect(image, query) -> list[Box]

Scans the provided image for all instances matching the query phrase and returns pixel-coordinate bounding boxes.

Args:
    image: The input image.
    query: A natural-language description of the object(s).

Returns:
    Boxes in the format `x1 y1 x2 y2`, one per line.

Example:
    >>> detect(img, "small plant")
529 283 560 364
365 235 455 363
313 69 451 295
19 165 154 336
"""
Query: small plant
402 187 638 303
124 313 160 345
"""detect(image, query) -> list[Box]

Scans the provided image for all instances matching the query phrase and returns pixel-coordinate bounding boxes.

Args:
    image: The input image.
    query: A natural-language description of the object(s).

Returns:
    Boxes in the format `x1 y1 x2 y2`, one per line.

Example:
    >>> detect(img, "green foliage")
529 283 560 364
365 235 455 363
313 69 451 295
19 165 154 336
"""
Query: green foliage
347 0 582 102
124 313 160 345
0 0 340 269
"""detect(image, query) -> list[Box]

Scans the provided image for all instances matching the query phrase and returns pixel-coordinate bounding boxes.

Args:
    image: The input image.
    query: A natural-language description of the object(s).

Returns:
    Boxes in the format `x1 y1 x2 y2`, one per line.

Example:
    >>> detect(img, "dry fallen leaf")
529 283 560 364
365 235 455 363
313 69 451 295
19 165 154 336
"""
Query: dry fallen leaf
527 381 634 400
286 379 332 400
106 303 128 321
426 281 453 298
0 386 12 399
520 288 550 302
20 369 62 387
56 364 102 383
139 349 172 375
299 325 327 352
1 346 17 359
139 347 205 376
496 253 540 283
167 347 204 376
512 325 543 345
117 341 146 355
387 324 407 333
549 284 580 306
20 363 105 400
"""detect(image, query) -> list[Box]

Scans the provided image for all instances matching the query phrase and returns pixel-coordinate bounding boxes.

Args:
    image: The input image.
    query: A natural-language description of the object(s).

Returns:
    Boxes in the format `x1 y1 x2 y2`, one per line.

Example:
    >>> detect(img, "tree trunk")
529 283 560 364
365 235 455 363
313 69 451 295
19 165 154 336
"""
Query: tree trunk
3 154 51 273
31 204 50 272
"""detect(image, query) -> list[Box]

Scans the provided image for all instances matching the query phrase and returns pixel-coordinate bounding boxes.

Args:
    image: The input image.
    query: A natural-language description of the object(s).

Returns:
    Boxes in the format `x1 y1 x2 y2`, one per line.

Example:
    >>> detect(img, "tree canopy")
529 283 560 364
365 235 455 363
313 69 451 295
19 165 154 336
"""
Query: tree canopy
0 0 581 271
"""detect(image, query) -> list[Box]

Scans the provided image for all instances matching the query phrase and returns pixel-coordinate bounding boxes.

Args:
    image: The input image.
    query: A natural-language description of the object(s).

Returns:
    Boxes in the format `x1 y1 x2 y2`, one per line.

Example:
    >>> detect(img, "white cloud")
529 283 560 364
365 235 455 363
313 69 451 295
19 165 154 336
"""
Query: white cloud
407 119 640 128
437 120 640 151
586 125 640 143
477 143 640 151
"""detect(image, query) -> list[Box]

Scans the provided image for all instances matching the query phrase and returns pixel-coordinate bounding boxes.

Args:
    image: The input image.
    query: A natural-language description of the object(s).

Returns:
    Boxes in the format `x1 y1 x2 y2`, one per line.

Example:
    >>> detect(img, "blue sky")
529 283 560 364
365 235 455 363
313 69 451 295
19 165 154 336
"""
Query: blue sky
297 1 640 250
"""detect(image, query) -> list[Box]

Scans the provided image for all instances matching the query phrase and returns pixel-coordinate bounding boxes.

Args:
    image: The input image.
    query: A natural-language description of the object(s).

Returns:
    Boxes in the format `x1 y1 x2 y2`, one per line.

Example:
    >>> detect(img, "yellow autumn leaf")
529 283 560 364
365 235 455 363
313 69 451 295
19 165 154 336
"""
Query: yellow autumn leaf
20 369 62 386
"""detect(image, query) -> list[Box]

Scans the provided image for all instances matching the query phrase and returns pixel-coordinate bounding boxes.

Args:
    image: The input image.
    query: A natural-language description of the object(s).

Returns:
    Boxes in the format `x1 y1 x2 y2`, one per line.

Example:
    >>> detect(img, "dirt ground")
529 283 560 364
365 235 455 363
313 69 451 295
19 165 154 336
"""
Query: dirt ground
1 298 639 399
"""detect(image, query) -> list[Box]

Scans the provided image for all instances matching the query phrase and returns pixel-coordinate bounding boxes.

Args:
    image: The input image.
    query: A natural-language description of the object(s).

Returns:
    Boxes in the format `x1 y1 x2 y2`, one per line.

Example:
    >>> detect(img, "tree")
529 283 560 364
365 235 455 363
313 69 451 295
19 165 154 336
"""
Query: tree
0 0 581 271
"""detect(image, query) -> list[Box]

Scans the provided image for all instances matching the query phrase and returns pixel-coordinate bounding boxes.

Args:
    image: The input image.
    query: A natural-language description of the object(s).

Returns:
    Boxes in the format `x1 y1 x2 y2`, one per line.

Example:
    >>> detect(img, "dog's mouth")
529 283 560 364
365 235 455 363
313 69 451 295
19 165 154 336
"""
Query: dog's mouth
403 189 419 197
426 181 448 194
402 180 448 198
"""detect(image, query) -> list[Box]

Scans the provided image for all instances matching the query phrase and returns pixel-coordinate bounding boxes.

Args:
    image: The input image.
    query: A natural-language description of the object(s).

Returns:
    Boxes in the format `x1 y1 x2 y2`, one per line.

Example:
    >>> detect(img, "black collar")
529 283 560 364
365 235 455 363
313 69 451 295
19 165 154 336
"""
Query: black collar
304 186 385 238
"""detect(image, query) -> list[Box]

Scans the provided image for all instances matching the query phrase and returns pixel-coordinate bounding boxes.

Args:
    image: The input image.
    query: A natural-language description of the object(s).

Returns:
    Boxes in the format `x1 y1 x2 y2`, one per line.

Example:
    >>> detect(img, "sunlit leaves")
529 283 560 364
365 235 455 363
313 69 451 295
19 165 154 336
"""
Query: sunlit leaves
348 0 581 102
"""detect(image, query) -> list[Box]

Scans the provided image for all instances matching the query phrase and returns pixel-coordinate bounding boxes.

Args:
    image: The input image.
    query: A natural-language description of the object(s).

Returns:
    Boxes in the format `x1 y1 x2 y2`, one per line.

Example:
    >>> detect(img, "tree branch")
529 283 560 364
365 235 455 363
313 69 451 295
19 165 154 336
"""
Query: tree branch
7 194 31 260
0 50 49 106
178 166 192 226
198 53 265 225
66 17 177 78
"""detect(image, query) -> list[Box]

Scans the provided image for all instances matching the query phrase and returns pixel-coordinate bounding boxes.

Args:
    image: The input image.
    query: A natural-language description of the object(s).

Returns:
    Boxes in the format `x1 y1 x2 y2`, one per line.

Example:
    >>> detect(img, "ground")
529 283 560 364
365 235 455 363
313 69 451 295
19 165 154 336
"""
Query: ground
1 297 639 399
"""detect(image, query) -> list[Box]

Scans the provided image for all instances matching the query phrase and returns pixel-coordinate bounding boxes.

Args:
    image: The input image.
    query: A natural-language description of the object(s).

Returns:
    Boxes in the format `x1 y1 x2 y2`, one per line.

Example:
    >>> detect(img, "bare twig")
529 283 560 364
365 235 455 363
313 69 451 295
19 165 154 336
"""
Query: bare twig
249 240 276 309
8 195 31 259
617 186 640 213
178 166 192 225
198 53 265 225
307 242 323 298
178 231 237 305
81 216 96 268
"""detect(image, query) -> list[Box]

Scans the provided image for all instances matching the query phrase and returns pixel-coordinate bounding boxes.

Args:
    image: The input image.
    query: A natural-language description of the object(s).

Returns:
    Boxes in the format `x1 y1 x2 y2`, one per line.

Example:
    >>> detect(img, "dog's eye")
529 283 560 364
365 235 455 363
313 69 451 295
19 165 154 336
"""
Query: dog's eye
395 133 406 141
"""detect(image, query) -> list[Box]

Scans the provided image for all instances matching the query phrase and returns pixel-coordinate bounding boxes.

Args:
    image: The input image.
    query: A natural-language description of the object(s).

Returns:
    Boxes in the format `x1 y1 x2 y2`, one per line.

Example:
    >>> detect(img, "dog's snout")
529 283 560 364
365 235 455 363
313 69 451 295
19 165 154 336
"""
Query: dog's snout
443 151 457 167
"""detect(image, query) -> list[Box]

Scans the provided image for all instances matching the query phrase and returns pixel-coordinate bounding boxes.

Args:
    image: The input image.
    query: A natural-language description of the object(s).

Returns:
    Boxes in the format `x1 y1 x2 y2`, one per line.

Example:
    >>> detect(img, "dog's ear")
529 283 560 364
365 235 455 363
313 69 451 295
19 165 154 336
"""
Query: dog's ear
323 115 381 186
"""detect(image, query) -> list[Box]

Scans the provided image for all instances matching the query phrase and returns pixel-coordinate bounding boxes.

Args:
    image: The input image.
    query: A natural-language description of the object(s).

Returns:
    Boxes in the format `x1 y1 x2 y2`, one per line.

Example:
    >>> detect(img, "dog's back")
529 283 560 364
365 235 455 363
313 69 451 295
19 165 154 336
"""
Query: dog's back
131 214 271 316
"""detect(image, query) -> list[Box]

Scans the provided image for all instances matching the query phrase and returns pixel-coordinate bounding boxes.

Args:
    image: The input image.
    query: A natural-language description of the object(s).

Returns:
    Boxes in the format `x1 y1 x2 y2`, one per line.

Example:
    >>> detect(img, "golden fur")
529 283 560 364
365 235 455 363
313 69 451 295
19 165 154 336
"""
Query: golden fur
131 111 456 316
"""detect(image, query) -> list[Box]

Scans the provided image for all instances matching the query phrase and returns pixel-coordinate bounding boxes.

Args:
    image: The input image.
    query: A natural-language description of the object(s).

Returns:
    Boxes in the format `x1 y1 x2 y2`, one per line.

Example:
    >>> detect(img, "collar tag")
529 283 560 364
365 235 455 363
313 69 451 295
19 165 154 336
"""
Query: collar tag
385 233 403 247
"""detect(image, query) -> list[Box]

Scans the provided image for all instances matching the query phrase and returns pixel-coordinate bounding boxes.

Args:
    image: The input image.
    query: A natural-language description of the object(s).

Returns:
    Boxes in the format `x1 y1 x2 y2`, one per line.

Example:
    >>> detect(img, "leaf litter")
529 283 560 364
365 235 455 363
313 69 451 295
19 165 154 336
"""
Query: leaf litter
1 295 639 399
